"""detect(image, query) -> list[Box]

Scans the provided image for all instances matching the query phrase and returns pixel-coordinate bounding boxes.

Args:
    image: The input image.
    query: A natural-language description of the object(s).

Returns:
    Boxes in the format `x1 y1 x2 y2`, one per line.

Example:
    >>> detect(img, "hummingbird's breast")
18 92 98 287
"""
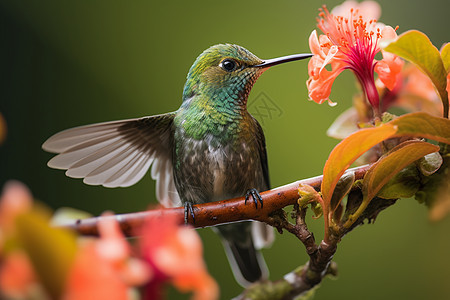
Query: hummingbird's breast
173 108 267 204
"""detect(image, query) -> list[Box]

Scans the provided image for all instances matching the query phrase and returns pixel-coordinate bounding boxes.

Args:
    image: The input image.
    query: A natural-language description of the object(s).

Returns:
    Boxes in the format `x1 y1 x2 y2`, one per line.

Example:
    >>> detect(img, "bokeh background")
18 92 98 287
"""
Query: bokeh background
0 0 449 299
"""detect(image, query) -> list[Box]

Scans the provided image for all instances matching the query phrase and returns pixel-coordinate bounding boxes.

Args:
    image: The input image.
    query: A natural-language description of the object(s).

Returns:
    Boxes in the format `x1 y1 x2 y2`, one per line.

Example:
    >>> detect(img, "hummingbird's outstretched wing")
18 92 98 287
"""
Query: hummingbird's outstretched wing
42 112 181 207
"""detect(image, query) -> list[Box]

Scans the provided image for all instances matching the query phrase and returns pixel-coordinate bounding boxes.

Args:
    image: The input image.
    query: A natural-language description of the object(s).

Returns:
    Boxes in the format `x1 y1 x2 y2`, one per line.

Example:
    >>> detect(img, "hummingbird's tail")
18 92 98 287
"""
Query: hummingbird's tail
214 222 268 287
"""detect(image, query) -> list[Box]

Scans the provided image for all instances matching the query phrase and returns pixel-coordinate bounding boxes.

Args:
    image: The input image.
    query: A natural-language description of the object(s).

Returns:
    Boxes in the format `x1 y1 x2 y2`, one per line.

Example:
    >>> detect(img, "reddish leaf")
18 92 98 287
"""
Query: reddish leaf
391 112 450 144
321 124 397 210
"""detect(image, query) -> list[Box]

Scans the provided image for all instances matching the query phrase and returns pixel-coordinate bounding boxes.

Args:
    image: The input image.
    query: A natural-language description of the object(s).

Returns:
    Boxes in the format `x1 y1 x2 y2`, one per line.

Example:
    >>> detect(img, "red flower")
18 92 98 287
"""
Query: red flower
307 1 403 113
140 213 218 300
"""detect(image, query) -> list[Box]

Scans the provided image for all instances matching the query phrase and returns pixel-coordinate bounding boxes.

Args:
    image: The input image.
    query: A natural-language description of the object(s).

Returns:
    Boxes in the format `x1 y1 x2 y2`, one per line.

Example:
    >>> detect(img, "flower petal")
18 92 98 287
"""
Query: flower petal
140 214 218 300
307 65 342 105
375 27 404 90
96 212 129 263
378 25 398 48
0 181 32 233
308 30 324 57
331 1 381 21
320 45 340 73
64 242 129 300
0 251 36 297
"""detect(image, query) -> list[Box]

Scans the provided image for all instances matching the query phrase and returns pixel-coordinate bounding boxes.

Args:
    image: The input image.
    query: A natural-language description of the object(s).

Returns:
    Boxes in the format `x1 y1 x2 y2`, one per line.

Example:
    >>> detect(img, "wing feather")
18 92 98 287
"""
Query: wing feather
102 152 150 187
43 113 182 206
43 121 132 153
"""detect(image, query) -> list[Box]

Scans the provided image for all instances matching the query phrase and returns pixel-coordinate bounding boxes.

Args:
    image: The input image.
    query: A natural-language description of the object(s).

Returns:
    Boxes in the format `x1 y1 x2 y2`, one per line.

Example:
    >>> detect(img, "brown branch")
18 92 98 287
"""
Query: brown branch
233 206 339 300
62 164 371 237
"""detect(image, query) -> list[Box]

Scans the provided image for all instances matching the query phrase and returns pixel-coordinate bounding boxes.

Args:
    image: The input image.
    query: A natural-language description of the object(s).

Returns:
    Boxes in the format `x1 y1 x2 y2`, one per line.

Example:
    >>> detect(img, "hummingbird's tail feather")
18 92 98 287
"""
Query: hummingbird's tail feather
215 223 268 287
222 238 268 286
252 221 275 250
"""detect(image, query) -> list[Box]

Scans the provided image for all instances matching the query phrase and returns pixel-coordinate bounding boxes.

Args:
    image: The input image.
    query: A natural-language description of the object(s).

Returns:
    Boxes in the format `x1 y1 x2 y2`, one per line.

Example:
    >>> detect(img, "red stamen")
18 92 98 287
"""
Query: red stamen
315 3 382 109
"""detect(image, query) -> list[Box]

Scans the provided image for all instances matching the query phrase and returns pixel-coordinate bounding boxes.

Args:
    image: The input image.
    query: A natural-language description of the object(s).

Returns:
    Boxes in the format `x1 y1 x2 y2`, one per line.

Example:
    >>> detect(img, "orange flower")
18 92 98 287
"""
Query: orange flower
0 250 37 298
140 213 218 300
0 181 33 234
0 181 38 299
64 213 151 300
307 1 403 112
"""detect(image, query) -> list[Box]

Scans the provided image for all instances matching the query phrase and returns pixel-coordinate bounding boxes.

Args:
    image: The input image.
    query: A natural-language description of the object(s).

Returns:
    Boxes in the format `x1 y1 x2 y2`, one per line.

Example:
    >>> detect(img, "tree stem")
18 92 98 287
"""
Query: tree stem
60 164 371 237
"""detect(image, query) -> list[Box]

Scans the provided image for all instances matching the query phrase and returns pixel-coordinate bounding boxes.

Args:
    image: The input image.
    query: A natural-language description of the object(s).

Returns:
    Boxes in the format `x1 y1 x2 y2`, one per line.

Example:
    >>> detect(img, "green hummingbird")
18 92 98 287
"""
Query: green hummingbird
42 44 311 286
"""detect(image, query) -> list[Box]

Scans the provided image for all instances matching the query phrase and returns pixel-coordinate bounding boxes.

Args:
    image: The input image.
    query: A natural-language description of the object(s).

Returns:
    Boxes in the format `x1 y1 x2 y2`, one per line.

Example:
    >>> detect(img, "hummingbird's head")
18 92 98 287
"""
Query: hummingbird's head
182 44 265 105
182 44 312 108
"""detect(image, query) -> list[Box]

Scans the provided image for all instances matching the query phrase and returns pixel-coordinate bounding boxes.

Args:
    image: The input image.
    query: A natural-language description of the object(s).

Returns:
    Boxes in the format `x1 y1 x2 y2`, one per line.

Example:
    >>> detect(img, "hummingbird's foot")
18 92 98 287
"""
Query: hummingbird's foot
245 188 263 209
184 202 195 224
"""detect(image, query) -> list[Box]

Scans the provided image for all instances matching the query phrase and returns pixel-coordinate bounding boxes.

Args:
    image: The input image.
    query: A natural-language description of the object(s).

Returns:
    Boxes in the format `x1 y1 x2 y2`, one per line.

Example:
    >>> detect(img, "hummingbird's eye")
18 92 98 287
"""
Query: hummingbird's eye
220 59 238 72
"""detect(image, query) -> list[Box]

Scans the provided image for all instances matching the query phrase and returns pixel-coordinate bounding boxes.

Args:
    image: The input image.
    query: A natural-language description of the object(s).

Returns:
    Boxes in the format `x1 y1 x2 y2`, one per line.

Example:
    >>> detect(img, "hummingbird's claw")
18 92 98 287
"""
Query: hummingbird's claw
184 202 195 224
245 188 263 209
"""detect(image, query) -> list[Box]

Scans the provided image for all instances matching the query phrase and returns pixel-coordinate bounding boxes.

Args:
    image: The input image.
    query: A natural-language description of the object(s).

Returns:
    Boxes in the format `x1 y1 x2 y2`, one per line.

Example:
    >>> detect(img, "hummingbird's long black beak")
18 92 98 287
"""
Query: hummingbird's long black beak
254 53 313 68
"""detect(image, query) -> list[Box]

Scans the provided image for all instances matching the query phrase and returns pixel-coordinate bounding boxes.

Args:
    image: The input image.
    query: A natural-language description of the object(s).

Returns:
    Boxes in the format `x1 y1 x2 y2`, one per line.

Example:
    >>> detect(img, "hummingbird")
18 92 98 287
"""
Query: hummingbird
42 44 312 286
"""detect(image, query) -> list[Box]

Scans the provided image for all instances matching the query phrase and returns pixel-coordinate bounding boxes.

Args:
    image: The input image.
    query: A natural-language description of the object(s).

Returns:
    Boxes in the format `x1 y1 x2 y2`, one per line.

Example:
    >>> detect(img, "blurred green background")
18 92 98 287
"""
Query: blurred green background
0 0 449 299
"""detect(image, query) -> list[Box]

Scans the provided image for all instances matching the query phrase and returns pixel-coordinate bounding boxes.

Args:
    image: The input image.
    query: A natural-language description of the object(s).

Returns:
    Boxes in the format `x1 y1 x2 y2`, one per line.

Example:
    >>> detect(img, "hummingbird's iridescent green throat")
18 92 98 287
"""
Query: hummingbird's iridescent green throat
42 43 312 287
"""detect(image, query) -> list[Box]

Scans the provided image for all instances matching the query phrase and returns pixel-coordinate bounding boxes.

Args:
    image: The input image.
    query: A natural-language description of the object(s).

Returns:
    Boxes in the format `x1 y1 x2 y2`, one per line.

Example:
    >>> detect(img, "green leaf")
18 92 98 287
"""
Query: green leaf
16 210 78 299
321 124 397 209
441 43 450 73
384 30 448 117
390 112 450 144
377 165 421 199
363 140 439 203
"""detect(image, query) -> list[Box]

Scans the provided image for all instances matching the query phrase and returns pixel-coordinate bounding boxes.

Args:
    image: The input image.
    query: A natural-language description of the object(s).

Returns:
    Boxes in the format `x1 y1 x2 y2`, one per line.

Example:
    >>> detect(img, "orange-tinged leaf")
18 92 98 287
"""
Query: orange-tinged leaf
321 124 397 208
390 112 450 144
384 30 448 117
363 140 439 202
15 211 77 299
